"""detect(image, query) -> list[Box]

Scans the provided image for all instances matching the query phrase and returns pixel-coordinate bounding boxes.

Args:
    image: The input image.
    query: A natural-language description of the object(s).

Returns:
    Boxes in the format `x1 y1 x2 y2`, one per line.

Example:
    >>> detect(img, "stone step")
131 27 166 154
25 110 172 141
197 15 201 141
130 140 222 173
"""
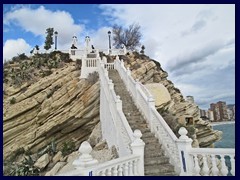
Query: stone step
144 150 165 158
142 136 159 143
144 156 170 166
145 171 178 176
144 164 175 175
142 132 156 138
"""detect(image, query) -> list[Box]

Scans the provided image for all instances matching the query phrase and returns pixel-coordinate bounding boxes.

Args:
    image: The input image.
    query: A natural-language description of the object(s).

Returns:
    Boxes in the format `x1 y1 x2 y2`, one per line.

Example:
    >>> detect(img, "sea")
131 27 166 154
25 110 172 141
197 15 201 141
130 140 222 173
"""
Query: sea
212 122 235 176
212 122 235 148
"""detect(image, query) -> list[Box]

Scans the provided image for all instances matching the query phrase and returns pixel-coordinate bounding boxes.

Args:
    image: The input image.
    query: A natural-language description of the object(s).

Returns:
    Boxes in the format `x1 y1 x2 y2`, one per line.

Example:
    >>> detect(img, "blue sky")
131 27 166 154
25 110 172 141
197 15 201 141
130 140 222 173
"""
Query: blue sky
3 4 235 109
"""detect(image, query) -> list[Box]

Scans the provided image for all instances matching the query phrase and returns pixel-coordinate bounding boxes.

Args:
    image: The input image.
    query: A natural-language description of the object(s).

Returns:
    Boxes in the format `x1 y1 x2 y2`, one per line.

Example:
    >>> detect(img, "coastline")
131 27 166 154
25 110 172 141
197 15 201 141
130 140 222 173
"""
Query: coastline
211 121 235 126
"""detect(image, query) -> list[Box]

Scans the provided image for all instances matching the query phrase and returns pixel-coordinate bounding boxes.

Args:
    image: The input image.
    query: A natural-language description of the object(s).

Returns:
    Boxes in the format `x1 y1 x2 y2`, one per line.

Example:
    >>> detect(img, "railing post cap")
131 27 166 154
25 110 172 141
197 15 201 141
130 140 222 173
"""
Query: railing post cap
133 129 142 139
131 129 145 147
79 141 92 154
178 127 192 141
178 127 187 135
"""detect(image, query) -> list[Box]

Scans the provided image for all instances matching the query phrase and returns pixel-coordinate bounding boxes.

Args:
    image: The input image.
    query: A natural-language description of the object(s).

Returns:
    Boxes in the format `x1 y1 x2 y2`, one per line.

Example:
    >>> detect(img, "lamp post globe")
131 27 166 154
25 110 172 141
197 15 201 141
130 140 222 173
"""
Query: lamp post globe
54 31 58 50
108 31 111 50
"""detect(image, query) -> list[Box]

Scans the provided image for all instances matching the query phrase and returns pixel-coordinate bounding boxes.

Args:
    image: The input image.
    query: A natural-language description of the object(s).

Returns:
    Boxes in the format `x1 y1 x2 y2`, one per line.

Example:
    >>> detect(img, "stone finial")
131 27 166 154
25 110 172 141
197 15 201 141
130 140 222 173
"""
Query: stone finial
72 141 98 168
132 129 144 145
178 127 190 140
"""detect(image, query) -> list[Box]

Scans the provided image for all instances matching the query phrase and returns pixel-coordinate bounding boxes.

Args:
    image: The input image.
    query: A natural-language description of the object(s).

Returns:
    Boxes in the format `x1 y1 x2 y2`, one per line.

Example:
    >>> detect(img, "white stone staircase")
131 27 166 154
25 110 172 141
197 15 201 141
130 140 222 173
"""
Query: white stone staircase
58 47 235 176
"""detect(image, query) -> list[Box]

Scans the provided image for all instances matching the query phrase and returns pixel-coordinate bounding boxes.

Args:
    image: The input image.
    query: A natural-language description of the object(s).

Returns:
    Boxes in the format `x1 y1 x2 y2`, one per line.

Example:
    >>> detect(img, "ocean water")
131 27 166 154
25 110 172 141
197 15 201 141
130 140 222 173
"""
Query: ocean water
213 123 235 148
212 123 235 176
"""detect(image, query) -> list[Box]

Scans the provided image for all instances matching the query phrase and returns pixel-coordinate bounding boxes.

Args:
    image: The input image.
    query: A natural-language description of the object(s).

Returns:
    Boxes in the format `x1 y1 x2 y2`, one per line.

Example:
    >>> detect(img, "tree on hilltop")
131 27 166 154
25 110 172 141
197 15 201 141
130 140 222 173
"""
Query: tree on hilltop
44 28 54 51
112 23 142 51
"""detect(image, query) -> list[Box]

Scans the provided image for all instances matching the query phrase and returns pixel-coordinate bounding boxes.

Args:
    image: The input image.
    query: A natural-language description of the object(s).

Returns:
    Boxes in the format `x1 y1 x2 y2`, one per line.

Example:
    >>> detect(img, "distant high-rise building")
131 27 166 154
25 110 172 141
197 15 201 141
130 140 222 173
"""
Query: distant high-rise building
217 101 228 121
207 110 214 121
186 96 194 104
227 104 235 121
210 101 228 122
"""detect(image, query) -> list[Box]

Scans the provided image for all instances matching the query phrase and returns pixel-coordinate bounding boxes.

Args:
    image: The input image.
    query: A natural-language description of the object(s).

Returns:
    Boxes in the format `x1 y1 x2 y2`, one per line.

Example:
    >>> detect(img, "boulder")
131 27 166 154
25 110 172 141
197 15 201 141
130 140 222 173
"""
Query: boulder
34 153 50 170
45 162 66 176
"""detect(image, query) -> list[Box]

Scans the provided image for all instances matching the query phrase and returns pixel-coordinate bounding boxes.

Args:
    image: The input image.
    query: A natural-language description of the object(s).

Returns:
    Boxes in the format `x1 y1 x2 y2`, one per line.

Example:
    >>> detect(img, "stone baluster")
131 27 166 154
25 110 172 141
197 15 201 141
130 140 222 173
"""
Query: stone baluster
131 129 145 176
112 165 118 176
128 161 134 176
176 127 193 176
220 155 228 176
193 155 201 176
116 95 122 111
72 141 98 176
133 159 138 175
211 155 219 176
148 95 155 132
106 168 112 176
123 163 129 176
135 79 140 104
126 67 131 91
230 155 235 176
202 155 209 175
118 164 123 176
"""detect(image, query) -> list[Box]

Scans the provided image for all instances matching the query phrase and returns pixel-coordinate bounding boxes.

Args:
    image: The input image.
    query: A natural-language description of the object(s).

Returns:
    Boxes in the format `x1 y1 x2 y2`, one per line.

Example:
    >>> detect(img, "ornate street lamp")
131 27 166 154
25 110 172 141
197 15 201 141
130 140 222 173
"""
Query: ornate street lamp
54 31 58 50
108 31 111 50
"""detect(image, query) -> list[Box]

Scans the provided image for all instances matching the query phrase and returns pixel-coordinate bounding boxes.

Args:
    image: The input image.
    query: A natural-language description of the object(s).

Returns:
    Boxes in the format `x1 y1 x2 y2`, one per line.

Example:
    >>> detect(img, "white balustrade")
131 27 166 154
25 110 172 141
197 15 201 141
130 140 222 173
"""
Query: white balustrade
99 58 134 157
59 130 144 176
109 48 126 55
178 127 235 176
114 57 181 173
105 63 114 70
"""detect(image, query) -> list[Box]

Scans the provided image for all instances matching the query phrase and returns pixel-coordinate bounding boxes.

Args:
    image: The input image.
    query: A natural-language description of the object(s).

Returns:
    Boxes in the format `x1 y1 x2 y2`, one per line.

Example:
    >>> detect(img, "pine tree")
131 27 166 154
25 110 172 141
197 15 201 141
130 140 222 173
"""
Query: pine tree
44 28 54 51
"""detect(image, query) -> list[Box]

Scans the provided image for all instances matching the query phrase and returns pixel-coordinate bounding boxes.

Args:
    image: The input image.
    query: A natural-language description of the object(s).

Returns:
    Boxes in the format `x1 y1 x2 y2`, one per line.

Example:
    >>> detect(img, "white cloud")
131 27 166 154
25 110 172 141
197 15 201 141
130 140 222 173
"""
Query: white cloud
3 38 31 61
99 4 235 109
4 6 84 47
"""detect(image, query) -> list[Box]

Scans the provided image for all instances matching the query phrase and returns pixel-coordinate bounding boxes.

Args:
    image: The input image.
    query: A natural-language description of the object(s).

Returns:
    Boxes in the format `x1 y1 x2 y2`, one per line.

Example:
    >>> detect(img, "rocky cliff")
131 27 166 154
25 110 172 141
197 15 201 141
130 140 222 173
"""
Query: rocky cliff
3 51 221 175
3 52 100 162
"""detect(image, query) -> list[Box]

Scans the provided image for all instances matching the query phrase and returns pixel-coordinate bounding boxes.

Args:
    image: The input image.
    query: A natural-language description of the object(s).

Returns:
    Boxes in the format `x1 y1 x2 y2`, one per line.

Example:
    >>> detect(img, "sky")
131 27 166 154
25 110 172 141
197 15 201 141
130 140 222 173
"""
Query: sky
3 4 235 109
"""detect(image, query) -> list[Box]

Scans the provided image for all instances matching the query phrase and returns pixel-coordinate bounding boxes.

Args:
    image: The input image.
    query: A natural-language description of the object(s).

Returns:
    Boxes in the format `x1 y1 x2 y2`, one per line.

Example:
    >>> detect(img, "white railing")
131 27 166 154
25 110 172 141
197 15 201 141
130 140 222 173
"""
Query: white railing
69 49 86 60
188 149 235 176
105 63 114 70
80 57 99 78
110 48 126 56
92 155 140 176
114 56 181 172
177 127 235 176
59 130 145 176
99 58 134 157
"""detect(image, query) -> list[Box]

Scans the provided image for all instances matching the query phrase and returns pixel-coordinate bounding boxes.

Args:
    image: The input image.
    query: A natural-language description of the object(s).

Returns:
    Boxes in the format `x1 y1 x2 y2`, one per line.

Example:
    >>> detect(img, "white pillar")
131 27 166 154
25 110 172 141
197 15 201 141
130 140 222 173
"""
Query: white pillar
148 95 155 132
176 127 193 176
131 130 145 176
73 141 98 175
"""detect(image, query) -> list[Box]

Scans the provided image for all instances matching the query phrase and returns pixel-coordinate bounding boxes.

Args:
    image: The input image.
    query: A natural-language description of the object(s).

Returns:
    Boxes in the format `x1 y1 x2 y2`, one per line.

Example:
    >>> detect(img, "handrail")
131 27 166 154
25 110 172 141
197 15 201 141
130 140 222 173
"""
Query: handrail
92 155 140 176
99 59 134 157
114 57 180 172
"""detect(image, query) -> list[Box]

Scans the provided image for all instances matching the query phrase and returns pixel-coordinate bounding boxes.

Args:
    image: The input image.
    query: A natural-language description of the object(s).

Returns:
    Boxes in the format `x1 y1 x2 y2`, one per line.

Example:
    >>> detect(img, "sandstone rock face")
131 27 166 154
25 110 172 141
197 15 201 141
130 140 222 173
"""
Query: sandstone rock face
144 83 171 109
3 62 100 159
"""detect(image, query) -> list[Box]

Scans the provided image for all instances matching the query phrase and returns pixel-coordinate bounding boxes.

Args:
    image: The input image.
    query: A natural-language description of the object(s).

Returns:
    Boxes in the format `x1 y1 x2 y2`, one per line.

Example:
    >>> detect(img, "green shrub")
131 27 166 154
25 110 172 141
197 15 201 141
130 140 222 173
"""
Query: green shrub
10 97 16 104
86 71 99 85
9 156 40 176
61 141 76 156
